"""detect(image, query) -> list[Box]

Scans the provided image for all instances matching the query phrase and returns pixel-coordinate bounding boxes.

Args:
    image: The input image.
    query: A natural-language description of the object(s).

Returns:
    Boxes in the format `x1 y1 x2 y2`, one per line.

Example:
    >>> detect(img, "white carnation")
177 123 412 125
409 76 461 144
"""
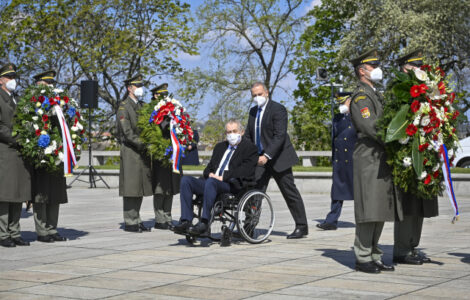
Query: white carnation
418 171 427 180
403 157 412 167
37 109 44 115
26 138 30 143
414 69 429 82
40 130 47 135
40 160 46 164
445 101 450 106
32 116 39 121
399 137 410 144
77 122 83 130
44 146 53 155
33 124 39 130
420 116 430 127
53 88 63 94
448 149 454 158
40 89 45 93
71 126 78 132
413 115 421 126
72 134 77 139
58 152 64 161
77 145 81 150
432 164 440 172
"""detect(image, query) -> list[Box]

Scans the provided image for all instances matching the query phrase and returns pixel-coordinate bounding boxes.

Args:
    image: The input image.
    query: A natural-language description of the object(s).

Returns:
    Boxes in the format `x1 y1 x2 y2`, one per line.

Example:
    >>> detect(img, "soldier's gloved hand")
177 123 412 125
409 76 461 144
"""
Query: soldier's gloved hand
10 136 20 149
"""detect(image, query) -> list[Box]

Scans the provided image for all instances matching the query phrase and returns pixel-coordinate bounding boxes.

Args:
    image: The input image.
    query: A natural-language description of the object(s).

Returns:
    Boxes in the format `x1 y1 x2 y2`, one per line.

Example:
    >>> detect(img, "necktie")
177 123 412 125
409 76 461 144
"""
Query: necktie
256 107 263 154
218 146 235 176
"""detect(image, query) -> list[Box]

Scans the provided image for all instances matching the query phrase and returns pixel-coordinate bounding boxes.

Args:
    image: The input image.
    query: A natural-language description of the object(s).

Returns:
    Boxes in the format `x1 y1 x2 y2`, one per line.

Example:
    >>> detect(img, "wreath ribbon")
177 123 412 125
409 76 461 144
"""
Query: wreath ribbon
439 144 459 223
53 105 77 176
169 120 182 174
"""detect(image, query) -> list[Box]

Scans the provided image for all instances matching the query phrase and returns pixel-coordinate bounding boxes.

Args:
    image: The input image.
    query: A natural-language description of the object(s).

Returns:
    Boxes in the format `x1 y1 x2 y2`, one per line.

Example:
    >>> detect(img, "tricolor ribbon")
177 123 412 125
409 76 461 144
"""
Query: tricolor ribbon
54 105 77 176
439 144 459 223
169 120 182 174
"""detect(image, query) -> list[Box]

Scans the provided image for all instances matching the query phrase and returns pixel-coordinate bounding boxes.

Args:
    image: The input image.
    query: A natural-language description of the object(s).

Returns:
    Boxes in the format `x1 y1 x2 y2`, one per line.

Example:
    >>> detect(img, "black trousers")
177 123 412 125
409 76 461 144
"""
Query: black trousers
255 165 308 226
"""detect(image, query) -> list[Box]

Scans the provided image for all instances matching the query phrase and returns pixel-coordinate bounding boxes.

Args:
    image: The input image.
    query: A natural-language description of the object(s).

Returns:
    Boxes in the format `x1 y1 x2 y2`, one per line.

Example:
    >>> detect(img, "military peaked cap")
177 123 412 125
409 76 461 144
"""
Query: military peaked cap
33 70 57 84
335 92 352 104
0 63 17 78
151 83 168 95
124 73 144 87
396 49 424 67
350 49 380 67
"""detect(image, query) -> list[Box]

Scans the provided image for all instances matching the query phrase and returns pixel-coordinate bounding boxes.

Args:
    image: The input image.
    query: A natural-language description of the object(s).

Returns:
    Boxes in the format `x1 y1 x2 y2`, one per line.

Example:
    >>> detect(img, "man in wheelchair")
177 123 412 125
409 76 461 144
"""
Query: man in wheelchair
173 119 258 236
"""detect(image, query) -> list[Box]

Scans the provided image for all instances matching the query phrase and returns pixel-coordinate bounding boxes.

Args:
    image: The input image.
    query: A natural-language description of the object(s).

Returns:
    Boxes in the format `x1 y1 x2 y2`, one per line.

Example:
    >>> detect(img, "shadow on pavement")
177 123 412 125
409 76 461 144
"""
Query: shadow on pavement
313 219 355 228
448 252 470 264
20 228 89 242
316 245 395 269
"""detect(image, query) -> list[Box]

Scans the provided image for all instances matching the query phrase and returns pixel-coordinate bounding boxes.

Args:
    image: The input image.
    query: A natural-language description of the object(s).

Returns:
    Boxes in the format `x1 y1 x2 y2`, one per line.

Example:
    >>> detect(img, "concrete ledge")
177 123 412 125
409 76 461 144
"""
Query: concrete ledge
67 169 470 197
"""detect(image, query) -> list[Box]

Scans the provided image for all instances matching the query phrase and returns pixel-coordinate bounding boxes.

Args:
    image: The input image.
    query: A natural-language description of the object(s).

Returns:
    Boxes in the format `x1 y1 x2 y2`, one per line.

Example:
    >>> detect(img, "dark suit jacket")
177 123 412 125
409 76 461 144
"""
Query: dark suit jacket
182 130 200 165
245 100 298 172
203 137 258 187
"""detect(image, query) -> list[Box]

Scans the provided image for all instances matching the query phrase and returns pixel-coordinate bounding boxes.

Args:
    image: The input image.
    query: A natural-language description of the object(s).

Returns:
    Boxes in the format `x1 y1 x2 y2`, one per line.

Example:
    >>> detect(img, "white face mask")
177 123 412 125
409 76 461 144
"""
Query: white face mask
339 104 349 114
227 133 241 146
5 79 17 92
133 87 144 98
367 67 383 82
253 95 267 107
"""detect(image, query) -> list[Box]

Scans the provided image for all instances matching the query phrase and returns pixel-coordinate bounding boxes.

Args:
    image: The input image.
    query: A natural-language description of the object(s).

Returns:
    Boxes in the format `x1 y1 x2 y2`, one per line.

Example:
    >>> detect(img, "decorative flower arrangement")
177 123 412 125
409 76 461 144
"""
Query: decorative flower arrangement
379 65 460 199
138 96 193 171
12 85 84 174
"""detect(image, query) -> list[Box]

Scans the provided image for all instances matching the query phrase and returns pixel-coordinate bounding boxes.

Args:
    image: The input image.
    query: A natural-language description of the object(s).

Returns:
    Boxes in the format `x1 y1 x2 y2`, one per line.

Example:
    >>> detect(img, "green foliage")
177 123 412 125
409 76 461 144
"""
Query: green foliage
385 104 409 142
0 0 199 110
137 101 172 166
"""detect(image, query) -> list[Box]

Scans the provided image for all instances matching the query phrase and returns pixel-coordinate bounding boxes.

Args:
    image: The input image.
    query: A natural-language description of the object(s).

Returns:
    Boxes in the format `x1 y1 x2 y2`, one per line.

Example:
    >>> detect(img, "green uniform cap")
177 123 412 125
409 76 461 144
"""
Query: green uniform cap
350 49 380 67
124 73 144 87
396 49 424 67
0 63 17 78
151 83 168 95
33 70 57 84
336 92 352 104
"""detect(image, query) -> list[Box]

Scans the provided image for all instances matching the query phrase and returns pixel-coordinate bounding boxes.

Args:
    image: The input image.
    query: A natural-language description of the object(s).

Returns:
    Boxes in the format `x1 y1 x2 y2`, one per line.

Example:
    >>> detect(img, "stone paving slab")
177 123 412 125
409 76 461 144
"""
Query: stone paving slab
0 187 468 299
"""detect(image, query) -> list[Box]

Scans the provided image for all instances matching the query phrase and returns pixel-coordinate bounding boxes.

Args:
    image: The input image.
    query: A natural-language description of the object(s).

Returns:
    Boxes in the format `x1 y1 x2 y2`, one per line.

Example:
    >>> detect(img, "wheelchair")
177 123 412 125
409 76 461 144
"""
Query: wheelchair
180 188 275 246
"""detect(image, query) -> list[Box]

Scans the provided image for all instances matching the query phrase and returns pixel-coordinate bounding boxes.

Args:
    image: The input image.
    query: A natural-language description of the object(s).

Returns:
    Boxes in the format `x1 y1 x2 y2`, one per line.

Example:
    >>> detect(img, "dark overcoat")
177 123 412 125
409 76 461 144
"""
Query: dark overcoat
350 82 403 223
0 89 31 203
331 113 357 200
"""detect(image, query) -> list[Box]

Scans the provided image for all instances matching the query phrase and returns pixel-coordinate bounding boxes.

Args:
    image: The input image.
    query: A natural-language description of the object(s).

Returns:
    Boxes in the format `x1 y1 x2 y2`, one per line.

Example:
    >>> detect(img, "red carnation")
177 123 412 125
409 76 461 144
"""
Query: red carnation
438 82 446 95
419 143 429 152
410 100 421 113
406 124 418 136
419 84 429 94
54 149 59 156
44 123 49 130
63 96 69 103
433 170 440 178
423 158 428 165
35 129 41 136
49 98 56 106
452 111 460 120
436 67 445 77
410 85 422 98
424 174 432 185
452 128 456 133
42 115 48 122
444 107 448 113
449 92 455 103
432 134 438 141
421 65 432 72
76 111 81 118
38 96 45 103
31 96 37 102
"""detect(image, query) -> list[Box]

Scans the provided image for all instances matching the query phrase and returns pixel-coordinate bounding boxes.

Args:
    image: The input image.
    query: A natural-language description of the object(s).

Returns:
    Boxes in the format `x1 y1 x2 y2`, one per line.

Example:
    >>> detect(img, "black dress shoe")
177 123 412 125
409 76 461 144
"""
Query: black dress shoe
154 222 169 230
124 224 142 233
0 238 16 247
188 222 208 236
37 235 55 243
413 250 432 263
138 223 151 232
173 220 191 234
393 254 423 265
316 223 337 230
374 260 394 271
287 226 308 239
355 261 380 273
49 233 67 242
12 237 30 246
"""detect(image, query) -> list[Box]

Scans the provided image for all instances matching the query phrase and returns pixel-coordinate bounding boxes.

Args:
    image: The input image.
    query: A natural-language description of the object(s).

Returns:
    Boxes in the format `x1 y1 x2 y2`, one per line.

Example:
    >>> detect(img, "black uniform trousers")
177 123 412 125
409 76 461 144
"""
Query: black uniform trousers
255 165 308 226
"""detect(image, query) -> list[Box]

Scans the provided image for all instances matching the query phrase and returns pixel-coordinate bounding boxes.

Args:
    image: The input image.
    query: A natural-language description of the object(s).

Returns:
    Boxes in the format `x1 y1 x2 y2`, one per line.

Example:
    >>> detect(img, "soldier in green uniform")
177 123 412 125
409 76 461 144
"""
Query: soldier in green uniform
0 63 31 247
31 70 68 243
150 83 181 230
393 50 438 265
116 74 153 232
349 49 403 273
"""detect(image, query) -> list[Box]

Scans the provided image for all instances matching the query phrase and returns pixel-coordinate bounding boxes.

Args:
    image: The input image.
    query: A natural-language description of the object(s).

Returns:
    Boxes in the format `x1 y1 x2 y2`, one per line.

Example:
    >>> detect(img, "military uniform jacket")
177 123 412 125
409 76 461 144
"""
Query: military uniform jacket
350 82 403 223
150 115 181 196
0 89 31 203
116 97 152 197
331 113 357 201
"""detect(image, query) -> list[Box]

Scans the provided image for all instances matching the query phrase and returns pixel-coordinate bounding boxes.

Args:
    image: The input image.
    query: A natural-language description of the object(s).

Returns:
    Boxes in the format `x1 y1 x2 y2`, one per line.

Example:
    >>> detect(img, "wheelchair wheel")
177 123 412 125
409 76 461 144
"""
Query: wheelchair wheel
209 200 235 241
236 190 275 244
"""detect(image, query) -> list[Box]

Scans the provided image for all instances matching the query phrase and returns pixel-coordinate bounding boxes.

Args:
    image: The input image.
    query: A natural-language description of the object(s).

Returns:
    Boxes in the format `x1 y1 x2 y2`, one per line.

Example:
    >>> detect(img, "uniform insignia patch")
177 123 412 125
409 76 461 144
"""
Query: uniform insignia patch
120 115 125 120
354 95 366 103
361 107 370 118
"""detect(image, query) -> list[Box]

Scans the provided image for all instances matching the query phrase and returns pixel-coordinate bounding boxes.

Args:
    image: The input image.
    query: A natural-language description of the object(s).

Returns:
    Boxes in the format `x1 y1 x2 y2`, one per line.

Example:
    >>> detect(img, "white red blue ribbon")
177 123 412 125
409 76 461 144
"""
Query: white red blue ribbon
169 121 182 174
54 105 77 176
439 144 459 223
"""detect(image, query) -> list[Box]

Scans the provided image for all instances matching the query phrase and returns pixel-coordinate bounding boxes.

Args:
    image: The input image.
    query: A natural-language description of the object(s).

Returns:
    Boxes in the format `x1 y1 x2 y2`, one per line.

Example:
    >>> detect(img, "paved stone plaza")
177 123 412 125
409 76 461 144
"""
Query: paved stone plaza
0 187 469 299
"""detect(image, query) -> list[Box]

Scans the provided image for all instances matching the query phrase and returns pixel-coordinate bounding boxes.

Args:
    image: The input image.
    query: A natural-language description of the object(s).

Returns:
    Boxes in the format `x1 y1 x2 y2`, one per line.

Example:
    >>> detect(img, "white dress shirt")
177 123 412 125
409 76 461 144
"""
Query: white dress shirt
215 145 236 176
